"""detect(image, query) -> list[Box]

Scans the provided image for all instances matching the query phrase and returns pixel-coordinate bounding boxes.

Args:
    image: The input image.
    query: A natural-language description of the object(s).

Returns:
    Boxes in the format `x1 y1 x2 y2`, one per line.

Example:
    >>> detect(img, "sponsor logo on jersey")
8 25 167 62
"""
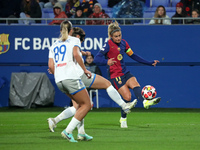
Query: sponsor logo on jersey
57 63 67 67
0 34 10 55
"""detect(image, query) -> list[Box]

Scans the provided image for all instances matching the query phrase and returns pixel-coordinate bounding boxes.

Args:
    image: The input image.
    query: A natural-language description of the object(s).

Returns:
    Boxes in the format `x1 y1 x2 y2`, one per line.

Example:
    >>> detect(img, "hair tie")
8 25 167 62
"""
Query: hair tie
110 29 120 35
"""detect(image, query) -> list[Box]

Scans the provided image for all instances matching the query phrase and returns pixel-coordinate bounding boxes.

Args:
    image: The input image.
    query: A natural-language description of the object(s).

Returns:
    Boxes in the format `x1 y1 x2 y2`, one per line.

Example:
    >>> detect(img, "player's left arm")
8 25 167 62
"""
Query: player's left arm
125 41 159 66
73 46 92 78
126 48 159 66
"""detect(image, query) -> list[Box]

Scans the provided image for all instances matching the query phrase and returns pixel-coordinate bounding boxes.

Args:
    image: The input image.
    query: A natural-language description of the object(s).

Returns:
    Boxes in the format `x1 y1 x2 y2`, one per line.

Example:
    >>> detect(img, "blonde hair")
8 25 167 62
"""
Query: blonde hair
108 21 121 39
59 20 72 41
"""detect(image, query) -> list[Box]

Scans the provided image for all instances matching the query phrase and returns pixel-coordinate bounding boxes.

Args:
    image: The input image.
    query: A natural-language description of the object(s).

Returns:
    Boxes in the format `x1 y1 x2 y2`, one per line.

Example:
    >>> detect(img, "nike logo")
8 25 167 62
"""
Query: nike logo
66 133 71 140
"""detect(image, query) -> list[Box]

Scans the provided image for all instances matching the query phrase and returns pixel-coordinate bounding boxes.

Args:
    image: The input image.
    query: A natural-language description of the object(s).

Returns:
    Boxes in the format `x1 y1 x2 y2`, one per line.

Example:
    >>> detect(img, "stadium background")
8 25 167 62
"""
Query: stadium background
0 25 200 108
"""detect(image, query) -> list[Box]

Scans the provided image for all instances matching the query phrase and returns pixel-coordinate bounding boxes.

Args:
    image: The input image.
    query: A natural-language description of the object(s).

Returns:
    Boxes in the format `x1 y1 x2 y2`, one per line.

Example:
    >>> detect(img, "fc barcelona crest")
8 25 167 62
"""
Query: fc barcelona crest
117 54 123 61
0 33 10 55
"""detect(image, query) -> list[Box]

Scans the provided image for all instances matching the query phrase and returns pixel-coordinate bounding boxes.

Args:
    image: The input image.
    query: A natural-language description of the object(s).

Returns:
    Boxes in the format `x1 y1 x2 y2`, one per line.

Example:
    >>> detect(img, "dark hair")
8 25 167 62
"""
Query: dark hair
22 0 37 11
72 27 85 42
86 54 94 59
76 6 83 12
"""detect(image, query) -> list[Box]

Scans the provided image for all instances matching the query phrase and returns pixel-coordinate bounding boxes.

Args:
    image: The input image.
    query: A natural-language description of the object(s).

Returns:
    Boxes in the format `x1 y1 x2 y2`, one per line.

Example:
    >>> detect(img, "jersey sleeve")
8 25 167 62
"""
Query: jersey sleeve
125 40 131 51
124 40 153 66
74 37 81 49
94 41 110 65
124 40 134 57
124 40 154 65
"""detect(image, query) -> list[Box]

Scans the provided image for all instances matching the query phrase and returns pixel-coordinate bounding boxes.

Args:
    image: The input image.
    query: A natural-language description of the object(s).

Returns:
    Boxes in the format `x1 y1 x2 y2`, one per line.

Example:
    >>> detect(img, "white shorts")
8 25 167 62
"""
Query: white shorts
80 73 96 88
56 79 85 95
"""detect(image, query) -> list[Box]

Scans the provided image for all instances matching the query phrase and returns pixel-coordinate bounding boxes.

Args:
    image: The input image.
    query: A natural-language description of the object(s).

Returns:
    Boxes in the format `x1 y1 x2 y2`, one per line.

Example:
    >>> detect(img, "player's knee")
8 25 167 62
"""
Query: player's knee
105 80 112 87
123 94 131 101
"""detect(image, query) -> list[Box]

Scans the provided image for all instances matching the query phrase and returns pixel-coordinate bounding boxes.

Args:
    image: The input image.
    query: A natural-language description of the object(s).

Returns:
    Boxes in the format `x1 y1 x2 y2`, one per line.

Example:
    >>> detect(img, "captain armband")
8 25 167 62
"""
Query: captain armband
126 48 134 56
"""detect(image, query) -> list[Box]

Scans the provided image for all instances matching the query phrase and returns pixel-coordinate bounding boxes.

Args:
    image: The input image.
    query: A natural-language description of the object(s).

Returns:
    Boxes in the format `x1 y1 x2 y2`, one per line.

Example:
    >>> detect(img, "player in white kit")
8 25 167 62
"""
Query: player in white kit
48 21 92 143
47 27 138 139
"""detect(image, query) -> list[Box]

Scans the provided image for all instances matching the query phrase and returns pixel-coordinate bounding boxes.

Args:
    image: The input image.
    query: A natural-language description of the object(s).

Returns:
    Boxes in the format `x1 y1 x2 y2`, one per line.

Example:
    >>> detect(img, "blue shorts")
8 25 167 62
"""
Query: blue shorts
109 72 134 90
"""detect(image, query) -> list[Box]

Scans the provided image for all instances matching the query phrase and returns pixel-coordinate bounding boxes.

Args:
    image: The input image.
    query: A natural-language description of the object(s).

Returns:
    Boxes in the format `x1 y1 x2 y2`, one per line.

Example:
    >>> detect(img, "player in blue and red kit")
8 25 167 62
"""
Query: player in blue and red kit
94 21 161 128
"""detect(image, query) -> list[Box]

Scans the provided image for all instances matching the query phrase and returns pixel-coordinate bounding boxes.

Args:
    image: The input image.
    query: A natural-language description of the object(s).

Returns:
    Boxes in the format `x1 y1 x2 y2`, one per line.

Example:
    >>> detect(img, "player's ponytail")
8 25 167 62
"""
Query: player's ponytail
59 20 72 41
108 20 121 39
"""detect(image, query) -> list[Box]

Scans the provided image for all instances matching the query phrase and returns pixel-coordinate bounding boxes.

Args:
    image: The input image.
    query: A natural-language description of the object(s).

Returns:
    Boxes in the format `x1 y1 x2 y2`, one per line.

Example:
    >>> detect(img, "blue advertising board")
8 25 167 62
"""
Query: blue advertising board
0 25 200 108
1 25 200 64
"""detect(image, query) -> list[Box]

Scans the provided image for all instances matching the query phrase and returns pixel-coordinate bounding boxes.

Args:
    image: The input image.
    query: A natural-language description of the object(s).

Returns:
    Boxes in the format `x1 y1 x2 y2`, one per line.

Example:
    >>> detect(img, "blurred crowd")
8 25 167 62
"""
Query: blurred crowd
0 0 200 25
0 0 113 25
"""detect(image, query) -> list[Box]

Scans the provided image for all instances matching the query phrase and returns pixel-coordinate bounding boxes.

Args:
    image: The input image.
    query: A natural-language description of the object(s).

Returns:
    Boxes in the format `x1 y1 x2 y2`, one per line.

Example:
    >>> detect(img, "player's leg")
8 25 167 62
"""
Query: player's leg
47 100 77 132
61 88 91 142
114 73 138 128
90 74 137 113
57 79 91 142
126 77 161 109
77 118 93 141
117 85 132 128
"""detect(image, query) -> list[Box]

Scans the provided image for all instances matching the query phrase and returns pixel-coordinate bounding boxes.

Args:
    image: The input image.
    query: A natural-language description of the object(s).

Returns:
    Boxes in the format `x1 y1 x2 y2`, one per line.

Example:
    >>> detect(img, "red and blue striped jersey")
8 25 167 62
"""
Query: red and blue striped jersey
94 39 131 79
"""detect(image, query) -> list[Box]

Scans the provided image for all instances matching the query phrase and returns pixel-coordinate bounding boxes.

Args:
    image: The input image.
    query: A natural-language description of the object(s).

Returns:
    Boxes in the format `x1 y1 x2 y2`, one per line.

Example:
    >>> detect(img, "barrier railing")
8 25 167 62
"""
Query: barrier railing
1 17 200 25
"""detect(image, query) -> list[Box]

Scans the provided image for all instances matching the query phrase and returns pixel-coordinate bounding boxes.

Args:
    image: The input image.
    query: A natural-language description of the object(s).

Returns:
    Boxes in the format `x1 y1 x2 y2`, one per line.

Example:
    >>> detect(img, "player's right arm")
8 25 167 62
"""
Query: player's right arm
48 58 55 75
94 42 116 66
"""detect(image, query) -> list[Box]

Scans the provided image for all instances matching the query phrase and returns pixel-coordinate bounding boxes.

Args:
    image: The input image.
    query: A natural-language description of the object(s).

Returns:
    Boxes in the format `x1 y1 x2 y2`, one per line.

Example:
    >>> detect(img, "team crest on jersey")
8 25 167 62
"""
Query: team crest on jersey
117 54 123 61
0 33 10 55
116 77 122 84
118 47 120 51
118 81 122 84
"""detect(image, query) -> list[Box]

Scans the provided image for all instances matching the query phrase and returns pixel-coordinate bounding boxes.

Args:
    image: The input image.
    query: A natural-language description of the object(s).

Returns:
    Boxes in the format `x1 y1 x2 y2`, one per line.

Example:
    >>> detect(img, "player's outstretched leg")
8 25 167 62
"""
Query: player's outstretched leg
133 86 161 109
105 85 137 113
47 106 76 132
143 97 161 109
122 99 138 114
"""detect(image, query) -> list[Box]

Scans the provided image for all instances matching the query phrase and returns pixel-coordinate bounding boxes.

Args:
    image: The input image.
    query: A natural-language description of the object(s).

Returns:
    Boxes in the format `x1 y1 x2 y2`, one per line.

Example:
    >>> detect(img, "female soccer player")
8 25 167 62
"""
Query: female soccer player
47 27 137 138
94 21 161 128
48 21 92 142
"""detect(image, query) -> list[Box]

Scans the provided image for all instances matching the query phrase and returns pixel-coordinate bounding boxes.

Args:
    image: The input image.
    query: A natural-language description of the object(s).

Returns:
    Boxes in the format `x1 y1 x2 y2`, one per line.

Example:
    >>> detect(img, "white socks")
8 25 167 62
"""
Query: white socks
54 106 76 124
106 85 125 107
65 117 80 134
77 119 85 134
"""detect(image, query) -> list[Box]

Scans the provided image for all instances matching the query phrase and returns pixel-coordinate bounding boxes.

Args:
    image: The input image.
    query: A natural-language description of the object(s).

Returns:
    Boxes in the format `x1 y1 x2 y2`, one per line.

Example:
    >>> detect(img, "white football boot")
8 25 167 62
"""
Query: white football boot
122 99 138 114
120 117 128 128
47 118 56 132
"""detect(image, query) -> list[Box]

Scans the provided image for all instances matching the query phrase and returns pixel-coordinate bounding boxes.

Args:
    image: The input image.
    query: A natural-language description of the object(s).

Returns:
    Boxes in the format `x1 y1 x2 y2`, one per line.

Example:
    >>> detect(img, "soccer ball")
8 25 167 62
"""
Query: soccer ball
141 85 157 100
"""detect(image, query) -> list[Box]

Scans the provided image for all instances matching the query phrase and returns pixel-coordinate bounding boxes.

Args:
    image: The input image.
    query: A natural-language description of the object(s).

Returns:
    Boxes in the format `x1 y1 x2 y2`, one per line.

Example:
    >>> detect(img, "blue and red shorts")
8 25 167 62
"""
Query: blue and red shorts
109 72 134 90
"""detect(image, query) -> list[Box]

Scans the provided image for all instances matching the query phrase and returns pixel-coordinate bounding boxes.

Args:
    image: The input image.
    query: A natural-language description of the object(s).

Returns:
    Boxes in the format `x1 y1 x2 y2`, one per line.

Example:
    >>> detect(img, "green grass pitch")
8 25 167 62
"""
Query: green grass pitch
0 107 200 150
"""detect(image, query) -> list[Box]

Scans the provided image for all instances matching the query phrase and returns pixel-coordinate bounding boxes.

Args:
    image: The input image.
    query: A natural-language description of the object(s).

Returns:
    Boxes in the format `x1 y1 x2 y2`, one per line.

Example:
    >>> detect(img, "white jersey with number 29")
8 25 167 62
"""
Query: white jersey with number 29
49 36 81 83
